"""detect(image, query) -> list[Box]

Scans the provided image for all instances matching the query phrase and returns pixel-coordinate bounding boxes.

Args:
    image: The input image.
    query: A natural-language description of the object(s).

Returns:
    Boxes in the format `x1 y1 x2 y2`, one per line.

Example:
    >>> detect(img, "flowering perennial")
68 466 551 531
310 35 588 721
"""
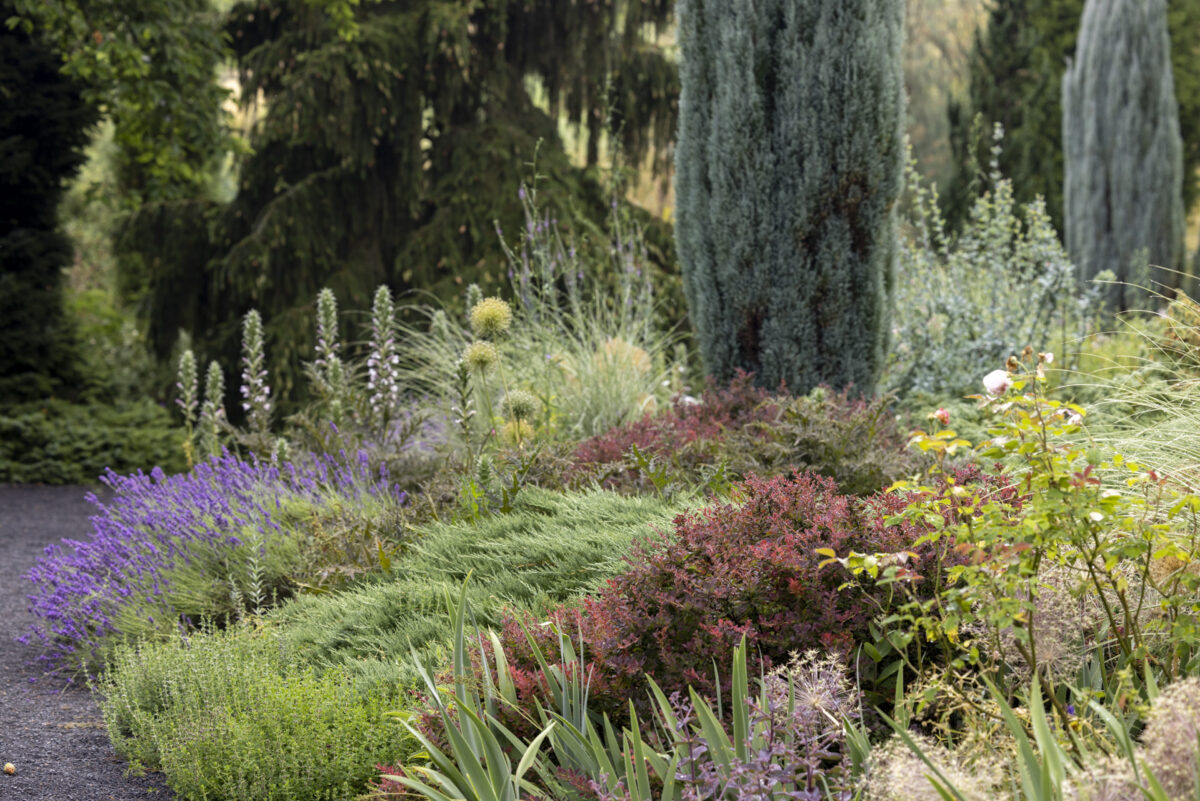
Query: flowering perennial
367 286 401 419
23 450 407 668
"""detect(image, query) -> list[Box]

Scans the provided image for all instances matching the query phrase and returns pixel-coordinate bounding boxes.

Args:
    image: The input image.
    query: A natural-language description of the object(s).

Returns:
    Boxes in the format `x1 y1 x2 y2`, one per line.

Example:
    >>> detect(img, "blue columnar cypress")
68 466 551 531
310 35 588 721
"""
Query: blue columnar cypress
675 0 905 394
1062 0 1185 309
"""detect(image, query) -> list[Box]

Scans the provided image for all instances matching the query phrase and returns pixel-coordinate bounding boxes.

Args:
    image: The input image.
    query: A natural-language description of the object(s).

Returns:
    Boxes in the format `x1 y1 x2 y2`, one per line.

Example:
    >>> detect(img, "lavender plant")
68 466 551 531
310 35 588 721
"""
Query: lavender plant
22 449 408 669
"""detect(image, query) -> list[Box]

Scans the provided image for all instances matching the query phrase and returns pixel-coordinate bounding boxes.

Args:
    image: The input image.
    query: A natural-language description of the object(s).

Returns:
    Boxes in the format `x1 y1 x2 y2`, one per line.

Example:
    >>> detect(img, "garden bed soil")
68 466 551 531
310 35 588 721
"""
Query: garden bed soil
0 485 172 800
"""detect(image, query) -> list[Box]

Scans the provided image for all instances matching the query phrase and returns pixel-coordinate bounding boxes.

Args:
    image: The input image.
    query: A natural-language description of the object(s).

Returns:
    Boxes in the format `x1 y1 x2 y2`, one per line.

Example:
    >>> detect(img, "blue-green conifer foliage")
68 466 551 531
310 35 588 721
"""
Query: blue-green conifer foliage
1062 0 1185 309
674 0 905 394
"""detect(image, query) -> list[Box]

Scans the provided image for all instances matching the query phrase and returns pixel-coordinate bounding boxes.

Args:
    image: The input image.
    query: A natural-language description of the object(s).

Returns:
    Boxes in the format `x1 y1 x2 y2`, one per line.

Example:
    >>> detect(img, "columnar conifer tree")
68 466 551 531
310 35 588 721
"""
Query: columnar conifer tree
948 0 1200 234
1062 0 1185 309
674 0 905 394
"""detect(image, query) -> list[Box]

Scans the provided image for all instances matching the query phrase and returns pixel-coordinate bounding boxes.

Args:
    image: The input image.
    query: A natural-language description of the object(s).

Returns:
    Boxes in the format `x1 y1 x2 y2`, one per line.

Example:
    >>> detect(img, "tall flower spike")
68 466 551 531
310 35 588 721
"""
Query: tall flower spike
367 285 401 419
314 287 340 370
240 309 271 435
198 360 226 458
464 283 483 320
175 349 198 427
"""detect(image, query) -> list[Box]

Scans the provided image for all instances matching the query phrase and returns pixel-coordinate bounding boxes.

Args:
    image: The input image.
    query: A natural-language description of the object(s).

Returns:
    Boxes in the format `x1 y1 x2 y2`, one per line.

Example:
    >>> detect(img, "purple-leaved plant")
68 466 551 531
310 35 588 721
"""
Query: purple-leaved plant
22 449 407 670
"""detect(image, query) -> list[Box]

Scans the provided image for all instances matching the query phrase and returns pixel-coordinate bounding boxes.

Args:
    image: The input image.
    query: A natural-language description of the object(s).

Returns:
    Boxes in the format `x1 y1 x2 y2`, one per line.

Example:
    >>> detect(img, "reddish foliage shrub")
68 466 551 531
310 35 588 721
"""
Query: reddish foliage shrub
369 764 407 798
500 466 1011 724
569 371 777 490
569 373 913 497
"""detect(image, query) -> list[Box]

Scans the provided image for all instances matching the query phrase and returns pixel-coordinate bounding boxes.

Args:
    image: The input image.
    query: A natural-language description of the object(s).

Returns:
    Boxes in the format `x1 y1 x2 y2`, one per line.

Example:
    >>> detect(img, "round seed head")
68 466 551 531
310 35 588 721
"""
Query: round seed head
503 389 539 421
463 341 500 372
470 297 513 339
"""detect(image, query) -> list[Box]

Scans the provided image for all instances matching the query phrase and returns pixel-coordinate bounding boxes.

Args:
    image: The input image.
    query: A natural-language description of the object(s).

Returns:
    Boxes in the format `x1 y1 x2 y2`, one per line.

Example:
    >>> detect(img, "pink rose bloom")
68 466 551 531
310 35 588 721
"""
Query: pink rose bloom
983 369 1011 396
933 408 950 427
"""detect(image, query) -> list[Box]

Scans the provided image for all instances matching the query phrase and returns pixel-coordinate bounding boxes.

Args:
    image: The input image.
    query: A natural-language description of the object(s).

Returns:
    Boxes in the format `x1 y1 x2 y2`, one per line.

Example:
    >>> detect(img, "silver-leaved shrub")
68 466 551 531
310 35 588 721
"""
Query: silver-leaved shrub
885 125 1104 398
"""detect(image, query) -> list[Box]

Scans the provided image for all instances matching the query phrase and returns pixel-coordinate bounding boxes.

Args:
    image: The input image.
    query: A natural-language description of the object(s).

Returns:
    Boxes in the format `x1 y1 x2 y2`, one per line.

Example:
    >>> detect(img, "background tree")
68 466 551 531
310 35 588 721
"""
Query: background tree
0 11 98 403
903 0 986 193
119 0 679 402
1062 0 1185 309
674 0 906 394
944 0 1077 233
7 0 233 206
946 0 1200 234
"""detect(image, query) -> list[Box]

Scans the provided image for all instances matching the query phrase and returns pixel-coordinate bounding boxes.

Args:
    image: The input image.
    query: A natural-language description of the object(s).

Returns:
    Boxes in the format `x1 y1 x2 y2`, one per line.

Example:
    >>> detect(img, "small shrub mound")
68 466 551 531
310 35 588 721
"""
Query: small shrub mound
97 625 408 801
502 468 994 723
571 373 912 497
0 399 186 484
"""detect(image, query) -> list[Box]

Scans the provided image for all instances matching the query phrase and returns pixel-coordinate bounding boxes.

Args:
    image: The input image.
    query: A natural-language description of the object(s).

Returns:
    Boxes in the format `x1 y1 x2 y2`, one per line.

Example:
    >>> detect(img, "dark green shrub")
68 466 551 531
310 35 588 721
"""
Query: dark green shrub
674 0 905 393
0 399 185 484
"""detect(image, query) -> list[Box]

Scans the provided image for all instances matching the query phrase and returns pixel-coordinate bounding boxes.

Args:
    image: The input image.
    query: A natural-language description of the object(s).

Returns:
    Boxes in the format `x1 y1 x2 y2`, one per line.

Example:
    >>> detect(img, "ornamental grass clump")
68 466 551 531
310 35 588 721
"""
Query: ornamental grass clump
23 449 408 669
394 184 681 450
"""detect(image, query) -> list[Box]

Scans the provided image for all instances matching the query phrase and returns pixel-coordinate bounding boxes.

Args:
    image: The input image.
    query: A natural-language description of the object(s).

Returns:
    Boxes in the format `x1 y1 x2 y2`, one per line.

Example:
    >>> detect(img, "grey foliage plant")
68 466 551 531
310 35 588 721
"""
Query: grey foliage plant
1062 0 1186 310
674 0 906 395
886 130 1104 398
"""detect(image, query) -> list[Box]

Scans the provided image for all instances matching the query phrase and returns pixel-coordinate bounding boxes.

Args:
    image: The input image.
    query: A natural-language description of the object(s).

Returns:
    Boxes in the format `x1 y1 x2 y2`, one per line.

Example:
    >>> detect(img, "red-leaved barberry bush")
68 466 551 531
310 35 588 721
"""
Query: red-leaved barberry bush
499 465 1013 725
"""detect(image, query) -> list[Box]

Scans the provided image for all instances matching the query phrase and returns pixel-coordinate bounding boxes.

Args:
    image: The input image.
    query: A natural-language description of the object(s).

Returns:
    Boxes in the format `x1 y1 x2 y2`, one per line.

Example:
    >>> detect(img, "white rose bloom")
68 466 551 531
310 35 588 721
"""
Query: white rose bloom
983 369 1011 396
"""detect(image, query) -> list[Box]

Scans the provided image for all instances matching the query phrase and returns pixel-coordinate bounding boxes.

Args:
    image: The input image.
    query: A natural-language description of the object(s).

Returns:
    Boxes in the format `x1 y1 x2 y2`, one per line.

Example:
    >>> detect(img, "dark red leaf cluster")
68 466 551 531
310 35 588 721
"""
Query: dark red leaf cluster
569 371 777 491
499 466 1010 724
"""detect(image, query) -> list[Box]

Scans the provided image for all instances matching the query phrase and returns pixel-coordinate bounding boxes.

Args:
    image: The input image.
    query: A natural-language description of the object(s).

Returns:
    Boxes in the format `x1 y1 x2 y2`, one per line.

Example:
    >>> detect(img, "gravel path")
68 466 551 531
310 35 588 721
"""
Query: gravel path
0 485 172 801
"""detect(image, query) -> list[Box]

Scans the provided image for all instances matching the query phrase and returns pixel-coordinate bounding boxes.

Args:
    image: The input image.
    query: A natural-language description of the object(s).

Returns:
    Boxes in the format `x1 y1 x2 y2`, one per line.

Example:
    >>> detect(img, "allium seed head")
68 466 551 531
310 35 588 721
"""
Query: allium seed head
1142 676 1200 798
502 389 539 422
470 297 513 339
463 341 500 372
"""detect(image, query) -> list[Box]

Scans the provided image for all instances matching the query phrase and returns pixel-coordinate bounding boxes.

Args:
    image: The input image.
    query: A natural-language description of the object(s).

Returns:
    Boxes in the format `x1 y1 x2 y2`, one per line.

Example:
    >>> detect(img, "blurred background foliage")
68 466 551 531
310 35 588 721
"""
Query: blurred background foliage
3 0 1200 481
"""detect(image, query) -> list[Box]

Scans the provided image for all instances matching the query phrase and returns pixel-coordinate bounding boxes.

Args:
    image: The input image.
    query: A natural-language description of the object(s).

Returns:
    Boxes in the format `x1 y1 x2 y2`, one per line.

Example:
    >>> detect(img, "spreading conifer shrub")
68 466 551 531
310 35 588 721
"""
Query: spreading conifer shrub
499 468 999 724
